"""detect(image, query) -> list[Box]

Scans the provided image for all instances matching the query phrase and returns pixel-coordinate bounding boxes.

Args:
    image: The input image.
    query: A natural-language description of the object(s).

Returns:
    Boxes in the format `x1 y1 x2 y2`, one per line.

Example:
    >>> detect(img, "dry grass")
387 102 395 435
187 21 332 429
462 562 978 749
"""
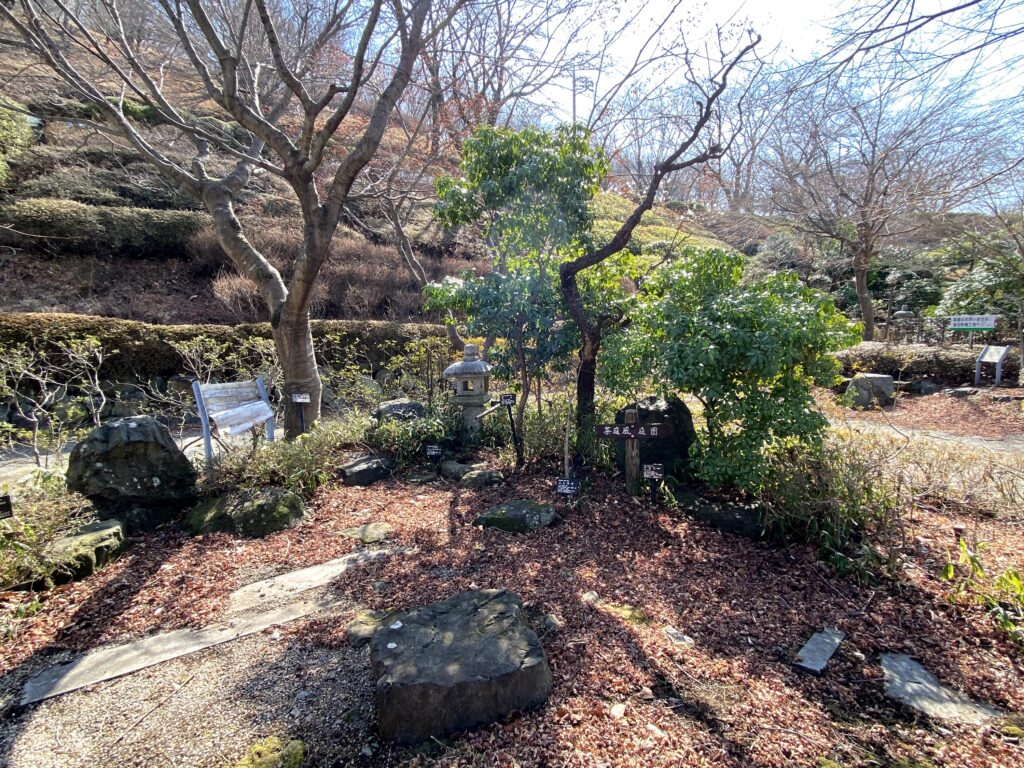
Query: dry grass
829 426 1024 518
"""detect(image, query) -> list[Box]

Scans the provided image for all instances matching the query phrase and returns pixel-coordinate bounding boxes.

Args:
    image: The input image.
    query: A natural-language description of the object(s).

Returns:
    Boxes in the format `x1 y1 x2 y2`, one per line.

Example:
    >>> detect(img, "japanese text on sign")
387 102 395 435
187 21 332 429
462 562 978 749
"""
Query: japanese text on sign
556 477 580 495
595 423 672 439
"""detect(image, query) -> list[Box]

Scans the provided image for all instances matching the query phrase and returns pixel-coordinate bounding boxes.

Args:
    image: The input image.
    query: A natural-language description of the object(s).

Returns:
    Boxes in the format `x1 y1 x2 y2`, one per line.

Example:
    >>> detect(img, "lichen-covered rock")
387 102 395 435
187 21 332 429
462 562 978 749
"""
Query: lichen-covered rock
231 736 304 768
473 500 556 533
340 455 396 486
67 416 197 509
345 609 385 648
371 589 552 744
340 522 393 543
48 518 126 584
371 398 427 423
846 373 895 407
186 486 305 537
440 460 477 480
458 469 504 489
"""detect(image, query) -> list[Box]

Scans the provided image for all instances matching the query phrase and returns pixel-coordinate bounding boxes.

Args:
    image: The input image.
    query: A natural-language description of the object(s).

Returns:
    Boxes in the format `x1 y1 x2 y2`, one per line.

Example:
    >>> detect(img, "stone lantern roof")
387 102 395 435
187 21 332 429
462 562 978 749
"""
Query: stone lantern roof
443 344 492 379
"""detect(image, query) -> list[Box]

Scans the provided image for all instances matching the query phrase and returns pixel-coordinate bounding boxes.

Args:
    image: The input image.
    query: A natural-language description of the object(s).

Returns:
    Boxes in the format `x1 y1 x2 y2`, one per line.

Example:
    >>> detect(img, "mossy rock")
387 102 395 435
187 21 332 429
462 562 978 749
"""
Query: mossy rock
232 736 304 768
458 469 504 489
187 487 305 538
48 518 125 584
604 602 651 625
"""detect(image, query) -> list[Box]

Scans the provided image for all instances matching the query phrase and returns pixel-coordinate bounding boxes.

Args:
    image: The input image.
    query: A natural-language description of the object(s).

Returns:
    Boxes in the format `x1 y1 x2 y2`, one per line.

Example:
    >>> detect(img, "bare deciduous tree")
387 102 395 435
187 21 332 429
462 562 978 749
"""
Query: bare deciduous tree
765 64 1005 340
1 0 458 436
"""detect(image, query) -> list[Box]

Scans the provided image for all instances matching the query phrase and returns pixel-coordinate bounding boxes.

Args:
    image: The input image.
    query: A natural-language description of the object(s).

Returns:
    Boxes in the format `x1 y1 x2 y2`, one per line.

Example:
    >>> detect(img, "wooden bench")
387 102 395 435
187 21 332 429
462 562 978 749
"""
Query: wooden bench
191 378 275 466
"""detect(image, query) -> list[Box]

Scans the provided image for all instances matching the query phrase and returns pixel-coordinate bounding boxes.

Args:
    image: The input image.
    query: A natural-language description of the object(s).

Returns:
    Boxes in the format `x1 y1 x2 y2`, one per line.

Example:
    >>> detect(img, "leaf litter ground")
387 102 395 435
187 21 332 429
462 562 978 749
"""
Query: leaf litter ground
0 465 1021 767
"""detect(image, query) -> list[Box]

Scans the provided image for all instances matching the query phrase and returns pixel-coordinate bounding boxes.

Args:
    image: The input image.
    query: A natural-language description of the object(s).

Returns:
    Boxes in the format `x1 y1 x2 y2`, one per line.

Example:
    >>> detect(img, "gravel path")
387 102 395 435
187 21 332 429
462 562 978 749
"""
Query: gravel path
1 604 380 768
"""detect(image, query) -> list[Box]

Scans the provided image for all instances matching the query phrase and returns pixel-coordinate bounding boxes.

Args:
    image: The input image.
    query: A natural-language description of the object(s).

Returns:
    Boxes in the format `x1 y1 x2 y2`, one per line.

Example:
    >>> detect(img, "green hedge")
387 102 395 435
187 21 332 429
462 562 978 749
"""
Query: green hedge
0 99 34 186
0 312 446 381
835 342 1020 384
0 199 209 258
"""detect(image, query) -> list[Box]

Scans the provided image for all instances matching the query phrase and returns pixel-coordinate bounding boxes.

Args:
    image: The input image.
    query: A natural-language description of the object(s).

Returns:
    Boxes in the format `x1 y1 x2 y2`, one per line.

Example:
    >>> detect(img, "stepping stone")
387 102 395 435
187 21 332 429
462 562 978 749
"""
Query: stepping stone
473 500 556 533
458 469 504 489
371 589 552 744
664 626 695 646
227 549 391 613
22 599 326 706
405 471 438 484
795 627 845 675
340 522 393 544
880 653 1001 724
947 387 978 398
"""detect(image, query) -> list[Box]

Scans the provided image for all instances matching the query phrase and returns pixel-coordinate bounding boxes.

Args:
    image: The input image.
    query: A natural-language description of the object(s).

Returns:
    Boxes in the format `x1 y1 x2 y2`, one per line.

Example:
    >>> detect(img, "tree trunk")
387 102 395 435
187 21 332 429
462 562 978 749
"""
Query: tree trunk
272 308 322 439
853 259 875 341
573 331 599 461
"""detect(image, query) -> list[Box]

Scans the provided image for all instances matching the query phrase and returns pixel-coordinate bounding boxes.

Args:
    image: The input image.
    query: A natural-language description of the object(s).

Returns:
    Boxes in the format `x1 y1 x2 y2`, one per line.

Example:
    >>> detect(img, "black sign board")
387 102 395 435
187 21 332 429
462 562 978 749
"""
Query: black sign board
425 444 443 458
642 463 665 480
595 423 672 439
0 494 12 520
556 477 581 495
500 393 517 407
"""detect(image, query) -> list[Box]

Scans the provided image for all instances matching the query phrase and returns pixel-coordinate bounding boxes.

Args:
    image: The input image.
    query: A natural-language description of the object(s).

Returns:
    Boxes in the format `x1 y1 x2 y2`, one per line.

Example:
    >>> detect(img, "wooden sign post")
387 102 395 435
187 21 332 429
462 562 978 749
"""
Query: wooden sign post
594 415 672 496
624 409 641 495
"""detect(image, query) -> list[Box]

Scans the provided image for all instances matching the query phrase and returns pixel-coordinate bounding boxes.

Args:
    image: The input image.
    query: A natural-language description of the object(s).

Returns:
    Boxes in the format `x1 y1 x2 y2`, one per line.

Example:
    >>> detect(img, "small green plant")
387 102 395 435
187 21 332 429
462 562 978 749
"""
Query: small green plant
759 434 902 580
942 539 1024 650
206 417 369 498
0 473 94 589
363 408 461 466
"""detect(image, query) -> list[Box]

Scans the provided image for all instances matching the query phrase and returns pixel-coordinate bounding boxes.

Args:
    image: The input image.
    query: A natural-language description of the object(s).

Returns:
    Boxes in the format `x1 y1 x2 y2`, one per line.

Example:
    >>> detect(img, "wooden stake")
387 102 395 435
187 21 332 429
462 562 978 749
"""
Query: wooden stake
624 408 640 496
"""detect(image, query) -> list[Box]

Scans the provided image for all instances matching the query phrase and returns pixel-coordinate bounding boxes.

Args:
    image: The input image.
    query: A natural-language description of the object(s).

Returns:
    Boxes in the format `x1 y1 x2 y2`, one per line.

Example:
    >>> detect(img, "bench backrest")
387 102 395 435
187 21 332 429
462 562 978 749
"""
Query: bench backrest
192 378 274 437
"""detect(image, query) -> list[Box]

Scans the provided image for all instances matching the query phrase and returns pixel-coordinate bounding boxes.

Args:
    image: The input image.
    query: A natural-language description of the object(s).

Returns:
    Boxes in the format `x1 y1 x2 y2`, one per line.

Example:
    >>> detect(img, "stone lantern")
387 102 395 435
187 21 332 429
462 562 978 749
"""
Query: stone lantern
443 344 492 436
893 305 915 320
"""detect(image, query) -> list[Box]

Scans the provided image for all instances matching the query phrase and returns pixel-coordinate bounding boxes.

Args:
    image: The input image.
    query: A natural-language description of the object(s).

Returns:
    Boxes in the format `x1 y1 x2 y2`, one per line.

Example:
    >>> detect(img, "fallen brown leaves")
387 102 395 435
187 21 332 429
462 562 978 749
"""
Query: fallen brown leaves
822 389 1024 440
3 465 1022 767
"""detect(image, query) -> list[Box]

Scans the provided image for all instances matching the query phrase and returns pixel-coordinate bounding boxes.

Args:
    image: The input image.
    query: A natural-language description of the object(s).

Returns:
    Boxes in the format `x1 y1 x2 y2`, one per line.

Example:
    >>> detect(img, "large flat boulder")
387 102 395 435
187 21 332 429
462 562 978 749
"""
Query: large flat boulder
371 589 553 744
371 398 427 423
67 416 197 509
473 500 556 533
186 486 306 537
340 455 396 486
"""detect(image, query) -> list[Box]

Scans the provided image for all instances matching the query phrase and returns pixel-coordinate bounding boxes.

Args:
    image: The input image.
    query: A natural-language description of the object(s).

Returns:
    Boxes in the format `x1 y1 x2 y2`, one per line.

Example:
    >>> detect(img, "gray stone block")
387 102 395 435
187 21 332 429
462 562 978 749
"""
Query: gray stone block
371 589 552 744
795 627 845 675
473 500 556 533
340 455 396 486
846 373 895 407
880 652 1001 724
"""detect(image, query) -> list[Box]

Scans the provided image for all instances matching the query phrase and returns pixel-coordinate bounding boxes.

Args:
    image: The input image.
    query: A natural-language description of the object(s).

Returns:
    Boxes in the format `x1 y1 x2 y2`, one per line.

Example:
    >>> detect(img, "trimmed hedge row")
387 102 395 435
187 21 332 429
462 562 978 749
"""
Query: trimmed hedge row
836 342 1020 385
0 312 446 381
0 199 209 258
